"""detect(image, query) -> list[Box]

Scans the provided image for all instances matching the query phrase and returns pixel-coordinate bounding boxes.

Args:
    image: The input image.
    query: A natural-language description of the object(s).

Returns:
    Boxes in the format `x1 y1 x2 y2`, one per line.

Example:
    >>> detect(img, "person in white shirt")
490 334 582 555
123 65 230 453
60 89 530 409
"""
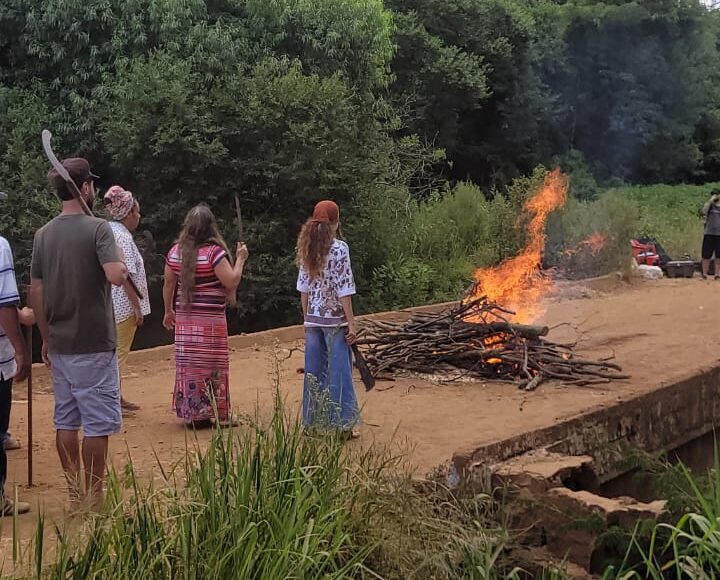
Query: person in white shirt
296 200 359 438
103 186 151 415
1 306 33 452
0 191 32 515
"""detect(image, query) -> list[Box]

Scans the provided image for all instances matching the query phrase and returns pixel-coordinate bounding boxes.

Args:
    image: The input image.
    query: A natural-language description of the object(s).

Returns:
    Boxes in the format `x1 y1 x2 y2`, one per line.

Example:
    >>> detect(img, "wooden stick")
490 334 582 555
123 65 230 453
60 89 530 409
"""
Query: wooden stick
234 194 244 243
25 324 33 487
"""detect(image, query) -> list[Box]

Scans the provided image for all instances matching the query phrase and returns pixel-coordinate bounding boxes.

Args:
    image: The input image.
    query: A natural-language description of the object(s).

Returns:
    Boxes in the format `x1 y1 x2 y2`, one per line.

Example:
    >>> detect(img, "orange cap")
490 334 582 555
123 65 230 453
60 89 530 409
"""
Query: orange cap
311 200 339 223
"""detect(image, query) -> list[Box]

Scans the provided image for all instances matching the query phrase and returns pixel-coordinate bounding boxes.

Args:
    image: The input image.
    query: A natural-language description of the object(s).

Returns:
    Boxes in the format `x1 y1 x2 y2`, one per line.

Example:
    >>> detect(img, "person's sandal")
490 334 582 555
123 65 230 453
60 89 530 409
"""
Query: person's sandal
121 398 141 411
341 429 360 441
1 497 30 516
3 436 21 450
215 415 243 428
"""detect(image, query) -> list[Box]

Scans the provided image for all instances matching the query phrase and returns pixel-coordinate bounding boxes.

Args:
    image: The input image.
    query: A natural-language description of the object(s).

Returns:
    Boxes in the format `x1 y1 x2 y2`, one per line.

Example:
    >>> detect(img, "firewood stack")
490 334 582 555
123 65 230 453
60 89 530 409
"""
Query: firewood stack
356 298 628 390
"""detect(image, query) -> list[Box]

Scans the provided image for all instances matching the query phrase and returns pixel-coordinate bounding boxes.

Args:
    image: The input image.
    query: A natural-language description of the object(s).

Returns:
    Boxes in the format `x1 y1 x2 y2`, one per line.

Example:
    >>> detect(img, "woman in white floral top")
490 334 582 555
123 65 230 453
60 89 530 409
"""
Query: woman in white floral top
296 200 359 437
104 185 151 415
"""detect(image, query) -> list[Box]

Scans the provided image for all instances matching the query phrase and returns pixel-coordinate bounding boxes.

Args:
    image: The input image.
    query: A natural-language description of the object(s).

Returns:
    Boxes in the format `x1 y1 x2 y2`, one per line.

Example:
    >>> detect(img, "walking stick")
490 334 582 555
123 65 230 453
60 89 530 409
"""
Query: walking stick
40 130 144 300
25 324 32 487
233 195 245 310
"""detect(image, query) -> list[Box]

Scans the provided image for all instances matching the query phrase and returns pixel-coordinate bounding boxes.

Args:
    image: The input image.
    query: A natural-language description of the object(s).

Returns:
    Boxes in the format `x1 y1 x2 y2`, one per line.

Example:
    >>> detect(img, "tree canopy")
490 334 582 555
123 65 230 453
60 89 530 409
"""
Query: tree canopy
1 0 719 332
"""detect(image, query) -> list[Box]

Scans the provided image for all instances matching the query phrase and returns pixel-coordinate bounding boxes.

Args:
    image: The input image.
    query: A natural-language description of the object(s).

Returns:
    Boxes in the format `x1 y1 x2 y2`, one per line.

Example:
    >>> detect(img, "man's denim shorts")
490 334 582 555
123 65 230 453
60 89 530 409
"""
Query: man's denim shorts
49 351 122 437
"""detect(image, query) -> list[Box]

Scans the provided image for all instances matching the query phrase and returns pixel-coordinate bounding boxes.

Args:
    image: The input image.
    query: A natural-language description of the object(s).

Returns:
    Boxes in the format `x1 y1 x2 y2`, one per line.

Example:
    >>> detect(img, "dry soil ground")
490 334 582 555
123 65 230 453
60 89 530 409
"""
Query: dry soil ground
2 275 720 561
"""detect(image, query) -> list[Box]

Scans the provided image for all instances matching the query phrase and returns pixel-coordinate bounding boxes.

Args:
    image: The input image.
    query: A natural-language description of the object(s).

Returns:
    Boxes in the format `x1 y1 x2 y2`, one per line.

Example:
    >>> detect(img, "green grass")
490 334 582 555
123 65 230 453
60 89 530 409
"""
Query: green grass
13 388 720 578
7 390 538 580
601 442 720 579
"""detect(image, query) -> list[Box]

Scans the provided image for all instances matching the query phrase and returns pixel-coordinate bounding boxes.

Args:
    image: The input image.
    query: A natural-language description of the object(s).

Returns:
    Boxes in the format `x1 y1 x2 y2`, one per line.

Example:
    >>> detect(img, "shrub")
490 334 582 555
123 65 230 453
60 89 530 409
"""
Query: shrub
357 177 530 312
547 190 640 278
556 149 600 202
364 256 437 311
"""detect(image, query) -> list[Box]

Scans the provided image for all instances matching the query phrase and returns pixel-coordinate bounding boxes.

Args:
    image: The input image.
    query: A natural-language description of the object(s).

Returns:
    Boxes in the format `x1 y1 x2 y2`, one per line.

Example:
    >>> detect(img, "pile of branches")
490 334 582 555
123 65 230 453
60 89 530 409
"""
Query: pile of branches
356 298 629 390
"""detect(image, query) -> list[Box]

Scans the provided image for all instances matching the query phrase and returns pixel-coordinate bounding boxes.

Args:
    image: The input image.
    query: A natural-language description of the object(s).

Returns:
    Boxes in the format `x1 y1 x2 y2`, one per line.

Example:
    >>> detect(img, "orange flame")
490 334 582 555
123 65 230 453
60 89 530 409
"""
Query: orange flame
483 334 505 347
486 357 503 365
581 232 606 254
469 169 569 324
564 232 607 257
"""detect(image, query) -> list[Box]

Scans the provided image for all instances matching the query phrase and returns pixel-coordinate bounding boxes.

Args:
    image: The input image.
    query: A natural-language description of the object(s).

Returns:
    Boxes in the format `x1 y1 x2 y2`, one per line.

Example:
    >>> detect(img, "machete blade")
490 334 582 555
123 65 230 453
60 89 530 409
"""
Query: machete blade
41 130 72 183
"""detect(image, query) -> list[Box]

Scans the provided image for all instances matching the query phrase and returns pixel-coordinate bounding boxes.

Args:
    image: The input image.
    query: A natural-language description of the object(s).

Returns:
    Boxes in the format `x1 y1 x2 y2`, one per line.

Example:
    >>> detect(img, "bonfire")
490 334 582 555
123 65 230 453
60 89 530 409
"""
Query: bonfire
356 297 628 389
356 169 629 390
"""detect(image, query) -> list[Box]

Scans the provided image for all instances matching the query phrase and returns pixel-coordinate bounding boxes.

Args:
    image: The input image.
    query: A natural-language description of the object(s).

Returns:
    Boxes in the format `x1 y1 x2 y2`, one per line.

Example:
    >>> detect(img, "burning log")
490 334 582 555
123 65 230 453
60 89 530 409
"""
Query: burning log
356 298 629 389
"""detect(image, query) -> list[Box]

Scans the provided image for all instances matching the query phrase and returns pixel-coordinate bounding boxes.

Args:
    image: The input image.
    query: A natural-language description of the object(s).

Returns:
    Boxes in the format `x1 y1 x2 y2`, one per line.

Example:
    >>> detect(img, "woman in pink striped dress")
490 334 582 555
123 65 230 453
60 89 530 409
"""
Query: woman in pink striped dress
162 204 248 425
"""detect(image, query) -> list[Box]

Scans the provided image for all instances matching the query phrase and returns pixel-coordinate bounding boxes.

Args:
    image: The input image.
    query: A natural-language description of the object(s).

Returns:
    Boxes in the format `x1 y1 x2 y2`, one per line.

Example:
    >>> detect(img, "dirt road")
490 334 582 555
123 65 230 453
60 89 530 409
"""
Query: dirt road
2 276 719 554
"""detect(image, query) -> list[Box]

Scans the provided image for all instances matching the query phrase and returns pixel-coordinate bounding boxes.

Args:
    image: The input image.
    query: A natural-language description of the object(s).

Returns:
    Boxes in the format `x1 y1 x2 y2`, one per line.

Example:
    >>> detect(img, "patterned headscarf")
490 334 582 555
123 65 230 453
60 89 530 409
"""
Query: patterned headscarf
104 185 136 221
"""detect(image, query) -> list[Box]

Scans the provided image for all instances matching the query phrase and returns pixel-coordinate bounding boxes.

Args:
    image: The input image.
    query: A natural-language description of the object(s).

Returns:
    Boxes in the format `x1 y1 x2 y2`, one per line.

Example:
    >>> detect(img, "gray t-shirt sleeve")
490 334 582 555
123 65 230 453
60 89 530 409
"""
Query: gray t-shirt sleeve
96 221 121 265
30 230 43 279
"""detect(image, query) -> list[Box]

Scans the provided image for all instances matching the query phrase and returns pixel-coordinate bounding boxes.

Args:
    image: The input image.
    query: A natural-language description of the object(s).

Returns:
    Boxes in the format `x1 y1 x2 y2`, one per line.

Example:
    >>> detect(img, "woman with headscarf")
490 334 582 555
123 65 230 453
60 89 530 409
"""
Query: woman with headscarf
163 204 248 426
296 200 360 438
104 185 150 415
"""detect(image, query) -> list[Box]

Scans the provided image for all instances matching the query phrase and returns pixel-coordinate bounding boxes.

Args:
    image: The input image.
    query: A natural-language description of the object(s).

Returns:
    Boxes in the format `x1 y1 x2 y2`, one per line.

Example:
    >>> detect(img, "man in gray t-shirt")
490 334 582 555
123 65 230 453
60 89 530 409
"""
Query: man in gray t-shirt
701 188 720 279
29 157 128 508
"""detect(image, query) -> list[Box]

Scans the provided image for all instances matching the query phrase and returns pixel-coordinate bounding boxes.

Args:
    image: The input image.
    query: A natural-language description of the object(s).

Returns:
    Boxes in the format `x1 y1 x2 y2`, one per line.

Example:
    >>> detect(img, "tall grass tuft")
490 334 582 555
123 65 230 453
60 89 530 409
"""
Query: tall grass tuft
605 441 720 579
20 391 527 579
29 398 371 579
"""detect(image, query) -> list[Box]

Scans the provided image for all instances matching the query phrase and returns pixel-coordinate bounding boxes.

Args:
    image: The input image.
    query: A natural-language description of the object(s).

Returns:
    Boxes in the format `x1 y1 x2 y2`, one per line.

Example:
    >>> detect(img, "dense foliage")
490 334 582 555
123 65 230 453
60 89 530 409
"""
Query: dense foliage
387 0 720 188
1 0 719 334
